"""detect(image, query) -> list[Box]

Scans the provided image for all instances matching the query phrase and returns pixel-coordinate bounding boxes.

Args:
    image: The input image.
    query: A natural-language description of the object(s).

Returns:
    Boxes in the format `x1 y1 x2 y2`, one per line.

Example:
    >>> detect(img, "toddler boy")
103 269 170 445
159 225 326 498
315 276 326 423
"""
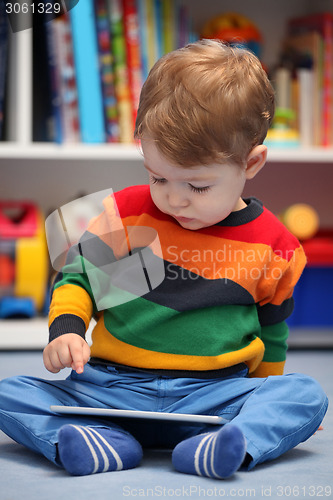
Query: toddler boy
0 40 328 478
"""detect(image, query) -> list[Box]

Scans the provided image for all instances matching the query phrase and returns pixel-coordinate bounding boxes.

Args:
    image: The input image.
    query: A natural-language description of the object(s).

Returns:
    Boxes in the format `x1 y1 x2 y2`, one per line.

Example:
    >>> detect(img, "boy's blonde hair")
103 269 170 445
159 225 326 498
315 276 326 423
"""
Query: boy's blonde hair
134 39 275 167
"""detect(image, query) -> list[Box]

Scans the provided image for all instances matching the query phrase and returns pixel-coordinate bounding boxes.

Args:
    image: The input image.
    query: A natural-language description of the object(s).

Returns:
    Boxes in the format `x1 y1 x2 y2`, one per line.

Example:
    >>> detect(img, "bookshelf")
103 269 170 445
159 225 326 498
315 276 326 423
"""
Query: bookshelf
1 0 333 348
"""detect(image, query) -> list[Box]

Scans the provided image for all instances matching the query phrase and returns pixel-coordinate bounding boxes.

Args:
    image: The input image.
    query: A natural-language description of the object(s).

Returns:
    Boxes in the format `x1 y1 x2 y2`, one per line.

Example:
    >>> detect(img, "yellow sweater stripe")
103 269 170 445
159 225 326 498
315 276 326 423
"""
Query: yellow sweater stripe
90 319 265 373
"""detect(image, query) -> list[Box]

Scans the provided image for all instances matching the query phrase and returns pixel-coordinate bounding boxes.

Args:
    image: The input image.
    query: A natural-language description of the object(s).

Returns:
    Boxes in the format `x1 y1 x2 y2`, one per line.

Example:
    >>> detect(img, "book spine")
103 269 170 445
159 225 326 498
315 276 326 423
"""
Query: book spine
0 4 9 140
137 0 149 80
161 0 174 54
70 0 105 143
62 15 80 143
45 20 63 143
95 0 119 142
123 0 143 132
145 0 157 70
154 0 163 59
108 0 133 143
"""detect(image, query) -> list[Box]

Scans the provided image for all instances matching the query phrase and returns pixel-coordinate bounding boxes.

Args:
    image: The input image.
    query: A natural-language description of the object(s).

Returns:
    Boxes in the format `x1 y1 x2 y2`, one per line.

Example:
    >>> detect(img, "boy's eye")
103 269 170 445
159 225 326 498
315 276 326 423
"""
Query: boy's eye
150 176 211 194
150 176 167 184
189 184 211 194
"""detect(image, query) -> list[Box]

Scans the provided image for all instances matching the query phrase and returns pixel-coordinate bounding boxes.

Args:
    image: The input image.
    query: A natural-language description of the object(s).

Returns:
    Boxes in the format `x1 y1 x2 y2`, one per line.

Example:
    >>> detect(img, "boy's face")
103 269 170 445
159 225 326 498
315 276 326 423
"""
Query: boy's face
141 139 247 230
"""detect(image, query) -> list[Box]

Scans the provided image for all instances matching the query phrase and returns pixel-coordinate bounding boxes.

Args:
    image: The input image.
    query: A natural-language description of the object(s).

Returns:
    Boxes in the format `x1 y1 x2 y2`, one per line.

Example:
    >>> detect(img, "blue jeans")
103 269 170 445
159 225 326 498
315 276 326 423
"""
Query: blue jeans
0 363 328 470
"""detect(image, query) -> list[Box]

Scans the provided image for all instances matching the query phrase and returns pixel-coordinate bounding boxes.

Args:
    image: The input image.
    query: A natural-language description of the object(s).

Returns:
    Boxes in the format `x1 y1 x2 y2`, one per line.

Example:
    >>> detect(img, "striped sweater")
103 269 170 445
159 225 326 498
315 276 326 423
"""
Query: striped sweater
49 185 306 378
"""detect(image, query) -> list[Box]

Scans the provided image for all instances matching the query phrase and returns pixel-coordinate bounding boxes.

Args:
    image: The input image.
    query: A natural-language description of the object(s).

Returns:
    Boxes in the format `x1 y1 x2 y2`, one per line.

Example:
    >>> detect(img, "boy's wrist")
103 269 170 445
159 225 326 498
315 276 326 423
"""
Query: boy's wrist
49 314 86 343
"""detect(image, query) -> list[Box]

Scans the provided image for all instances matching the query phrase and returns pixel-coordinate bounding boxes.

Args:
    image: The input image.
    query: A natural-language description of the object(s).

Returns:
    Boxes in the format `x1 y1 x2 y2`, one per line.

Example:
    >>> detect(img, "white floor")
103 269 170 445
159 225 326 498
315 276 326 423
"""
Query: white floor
0 350 332 500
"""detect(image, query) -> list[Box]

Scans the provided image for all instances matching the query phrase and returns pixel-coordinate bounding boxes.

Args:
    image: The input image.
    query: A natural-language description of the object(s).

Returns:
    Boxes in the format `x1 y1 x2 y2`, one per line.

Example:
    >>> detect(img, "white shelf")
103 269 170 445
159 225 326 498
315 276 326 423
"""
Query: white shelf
0 142 143 160
267 148 333 163
0 318 94 350
0 142 332 163
0 318 49 350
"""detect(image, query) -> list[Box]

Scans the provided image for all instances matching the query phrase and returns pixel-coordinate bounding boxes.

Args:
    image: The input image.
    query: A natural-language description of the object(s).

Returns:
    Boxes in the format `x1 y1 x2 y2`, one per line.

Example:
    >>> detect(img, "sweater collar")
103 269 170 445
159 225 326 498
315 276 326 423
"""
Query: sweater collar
216 197 264 227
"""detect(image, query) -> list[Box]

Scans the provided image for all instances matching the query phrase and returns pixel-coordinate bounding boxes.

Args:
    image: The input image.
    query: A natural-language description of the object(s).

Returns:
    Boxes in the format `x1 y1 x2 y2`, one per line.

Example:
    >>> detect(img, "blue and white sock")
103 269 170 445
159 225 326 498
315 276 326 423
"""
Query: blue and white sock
58 425 143 476
172 424 246 479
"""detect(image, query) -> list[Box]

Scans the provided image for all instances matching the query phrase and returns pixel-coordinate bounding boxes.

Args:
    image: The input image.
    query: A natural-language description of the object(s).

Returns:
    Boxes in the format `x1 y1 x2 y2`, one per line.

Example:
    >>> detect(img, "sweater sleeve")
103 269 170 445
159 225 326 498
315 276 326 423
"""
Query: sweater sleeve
251 243 307 377
48 244 96 342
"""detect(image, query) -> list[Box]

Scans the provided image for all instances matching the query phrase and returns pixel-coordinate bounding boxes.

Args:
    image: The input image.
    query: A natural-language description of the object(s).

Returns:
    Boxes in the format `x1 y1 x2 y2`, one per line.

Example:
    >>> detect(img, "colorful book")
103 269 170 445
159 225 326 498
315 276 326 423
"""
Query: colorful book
161 0 175 54
137 0 149 80
0 1 9 140
154 0 163 60
95 0 119 142
108 0 133 143
145 0 158 70
53 15 80 143
123 0 143 131
70 0 105 143
289 13 333 146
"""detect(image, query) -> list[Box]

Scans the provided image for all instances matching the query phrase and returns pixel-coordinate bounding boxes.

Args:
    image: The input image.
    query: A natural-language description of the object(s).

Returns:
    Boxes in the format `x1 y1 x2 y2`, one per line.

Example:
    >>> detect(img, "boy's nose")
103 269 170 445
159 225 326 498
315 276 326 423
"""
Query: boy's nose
167 187 189 208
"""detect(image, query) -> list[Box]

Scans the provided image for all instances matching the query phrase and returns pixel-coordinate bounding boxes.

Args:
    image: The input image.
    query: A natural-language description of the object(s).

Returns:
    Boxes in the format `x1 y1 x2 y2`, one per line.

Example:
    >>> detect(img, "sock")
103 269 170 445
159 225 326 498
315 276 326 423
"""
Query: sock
172 424 246 479
58 424 143 476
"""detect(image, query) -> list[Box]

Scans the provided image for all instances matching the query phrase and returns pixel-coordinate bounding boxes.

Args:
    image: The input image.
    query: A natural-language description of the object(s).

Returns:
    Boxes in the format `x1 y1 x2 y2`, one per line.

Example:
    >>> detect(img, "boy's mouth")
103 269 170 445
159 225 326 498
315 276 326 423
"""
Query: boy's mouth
173 216 194 223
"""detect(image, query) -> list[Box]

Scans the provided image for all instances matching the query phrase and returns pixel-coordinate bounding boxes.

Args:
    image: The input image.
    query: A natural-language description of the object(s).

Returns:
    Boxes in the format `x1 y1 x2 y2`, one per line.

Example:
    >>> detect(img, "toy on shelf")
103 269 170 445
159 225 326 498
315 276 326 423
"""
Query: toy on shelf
200 12 263 58
279 203 319 241
0 201 48 319
265 108 300 148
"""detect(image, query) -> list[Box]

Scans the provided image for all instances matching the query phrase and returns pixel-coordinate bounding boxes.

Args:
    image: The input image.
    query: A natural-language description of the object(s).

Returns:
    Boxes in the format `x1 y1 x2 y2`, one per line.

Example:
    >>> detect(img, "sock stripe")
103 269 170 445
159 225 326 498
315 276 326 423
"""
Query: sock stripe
209 433 223 479
85 428 110 473
72 425 99 474
202 434 215 478
89 428 123 471
194 434 212 477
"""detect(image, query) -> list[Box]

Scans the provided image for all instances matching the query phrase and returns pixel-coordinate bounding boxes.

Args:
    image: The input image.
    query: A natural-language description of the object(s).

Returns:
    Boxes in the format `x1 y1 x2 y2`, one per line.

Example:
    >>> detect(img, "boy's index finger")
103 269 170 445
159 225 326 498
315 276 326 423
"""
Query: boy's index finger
69 343 85 374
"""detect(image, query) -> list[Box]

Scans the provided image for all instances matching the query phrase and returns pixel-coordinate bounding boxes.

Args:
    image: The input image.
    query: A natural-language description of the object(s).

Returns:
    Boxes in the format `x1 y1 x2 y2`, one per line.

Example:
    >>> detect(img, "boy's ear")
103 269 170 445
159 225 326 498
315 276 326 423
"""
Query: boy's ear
245 145 267 180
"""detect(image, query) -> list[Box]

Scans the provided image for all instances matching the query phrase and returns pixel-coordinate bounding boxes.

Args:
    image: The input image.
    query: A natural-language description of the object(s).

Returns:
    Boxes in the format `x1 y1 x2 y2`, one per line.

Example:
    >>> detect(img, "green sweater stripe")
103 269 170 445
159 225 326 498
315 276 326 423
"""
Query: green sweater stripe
104 299 261 357
261 322 289 362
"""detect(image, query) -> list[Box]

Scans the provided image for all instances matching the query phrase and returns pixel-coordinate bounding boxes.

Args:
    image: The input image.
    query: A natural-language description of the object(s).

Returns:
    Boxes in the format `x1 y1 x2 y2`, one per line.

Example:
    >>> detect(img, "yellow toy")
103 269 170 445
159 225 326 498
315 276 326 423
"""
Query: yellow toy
279 204 319 240
201 12 263 58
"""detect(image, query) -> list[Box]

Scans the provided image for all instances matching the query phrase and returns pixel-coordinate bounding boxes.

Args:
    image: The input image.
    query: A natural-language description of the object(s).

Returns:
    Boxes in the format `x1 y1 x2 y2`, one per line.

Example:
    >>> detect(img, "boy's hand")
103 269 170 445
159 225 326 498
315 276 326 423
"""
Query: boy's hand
43 334 90 374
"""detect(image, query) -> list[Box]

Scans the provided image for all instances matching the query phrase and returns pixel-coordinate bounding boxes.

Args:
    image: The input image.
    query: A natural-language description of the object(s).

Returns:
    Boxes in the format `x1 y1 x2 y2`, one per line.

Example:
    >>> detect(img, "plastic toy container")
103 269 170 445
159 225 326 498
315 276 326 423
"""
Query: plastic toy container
287 232 333 327
0 201 48 318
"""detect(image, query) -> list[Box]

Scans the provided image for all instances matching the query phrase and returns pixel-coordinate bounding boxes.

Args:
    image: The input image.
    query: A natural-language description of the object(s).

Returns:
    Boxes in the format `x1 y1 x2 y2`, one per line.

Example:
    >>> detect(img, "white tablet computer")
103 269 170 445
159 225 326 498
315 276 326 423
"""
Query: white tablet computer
50 406 227 425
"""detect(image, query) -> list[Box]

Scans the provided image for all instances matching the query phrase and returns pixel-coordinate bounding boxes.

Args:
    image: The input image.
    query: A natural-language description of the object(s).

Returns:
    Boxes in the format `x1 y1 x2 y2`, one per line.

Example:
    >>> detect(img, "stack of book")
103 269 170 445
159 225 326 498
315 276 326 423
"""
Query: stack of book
272 12 333 147
32 0 197 144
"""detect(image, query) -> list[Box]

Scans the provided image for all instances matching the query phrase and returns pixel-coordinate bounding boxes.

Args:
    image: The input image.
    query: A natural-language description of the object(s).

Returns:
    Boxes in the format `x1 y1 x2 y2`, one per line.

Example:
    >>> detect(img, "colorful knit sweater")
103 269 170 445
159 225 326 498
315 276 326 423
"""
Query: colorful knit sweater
49 185 306 378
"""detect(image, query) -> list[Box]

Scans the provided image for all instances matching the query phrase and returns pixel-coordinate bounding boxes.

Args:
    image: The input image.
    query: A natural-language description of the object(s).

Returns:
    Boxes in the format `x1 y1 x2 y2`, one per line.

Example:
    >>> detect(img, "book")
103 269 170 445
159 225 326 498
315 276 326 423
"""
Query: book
95 0 119 142
45 19 63 143
70 0 105 143
145 0 158 71
137 0 149 80
289 13 333 146
123 0 143 132
53 15 80 143
154 0 164 60
161 0 175 54
32 11 55 142
108 0 133 143
0 1 9 140
6 20 33 143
